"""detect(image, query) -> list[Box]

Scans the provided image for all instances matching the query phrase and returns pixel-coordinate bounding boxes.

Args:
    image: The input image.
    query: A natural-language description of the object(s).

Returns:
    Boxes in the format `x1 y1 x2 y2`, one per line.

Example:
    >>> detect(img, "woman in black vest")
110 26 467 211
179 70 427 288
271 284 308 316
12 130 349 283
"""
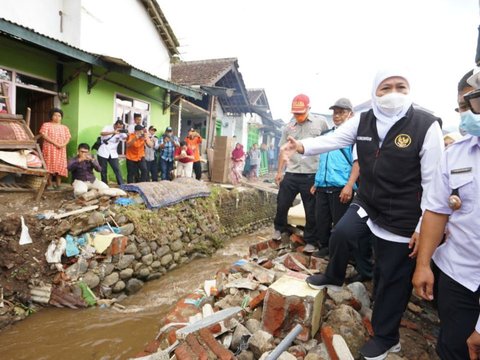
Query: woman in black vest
280 69 444 360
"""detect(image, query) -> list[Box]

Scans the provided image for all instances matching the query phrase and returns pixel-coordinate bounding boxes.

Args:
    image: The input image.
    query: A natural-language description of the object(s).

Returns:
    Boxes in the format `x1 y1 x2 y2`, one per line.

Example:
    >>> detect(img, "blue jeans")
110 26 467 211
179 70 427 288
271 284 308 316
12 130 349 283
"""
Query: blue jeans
159 158 173 180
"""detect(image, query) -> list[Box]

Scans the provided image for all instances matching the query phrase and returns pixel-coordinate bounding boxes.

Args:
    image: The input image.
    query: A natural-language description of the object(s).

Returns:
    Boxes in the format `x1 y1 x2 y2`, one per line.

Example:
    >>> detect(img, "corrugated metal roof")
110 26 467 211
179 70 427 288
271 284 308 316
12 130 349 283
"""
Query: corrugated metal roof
0 17 201 99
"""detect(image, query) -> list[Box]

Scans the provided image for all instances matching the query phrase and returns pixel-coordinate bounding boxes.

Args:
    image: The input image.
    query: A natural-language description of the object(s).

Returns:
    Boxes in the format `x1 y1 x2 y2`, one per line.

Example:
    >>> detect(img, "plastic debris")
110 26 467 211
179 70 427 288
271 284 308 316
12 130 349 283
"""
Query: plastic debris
19 216 32 245
77 281 97 306
114 197 136 206
45 237 67 263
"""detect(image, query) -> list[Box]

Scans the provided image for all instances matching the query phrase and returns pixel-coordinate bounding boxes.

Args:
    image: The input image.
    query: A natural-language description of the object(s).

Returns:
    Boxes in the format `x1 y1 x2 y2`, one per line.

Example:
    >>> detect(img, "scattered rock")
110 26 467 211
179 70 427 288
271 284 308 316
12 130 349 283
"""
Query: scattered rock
81 272 100 289
231 323 252 351
245 318 261 334
325 304 367 359
347 282 371 310
248 330 274 359
119 268 134 280
126 278 143 294
112 280 126 293
102 272 119 287
116 255 135 270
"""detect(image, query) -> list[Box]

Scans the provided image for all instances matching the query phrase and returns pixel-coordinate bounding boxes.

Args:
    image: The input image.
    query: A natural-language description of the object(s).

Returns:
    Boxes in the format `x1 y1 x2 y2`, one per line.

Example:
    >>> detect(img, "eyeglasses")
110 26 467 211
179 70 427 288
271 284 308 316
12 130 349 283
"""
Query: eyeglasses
79 150 89 153
333 109 350 116
464 88 480 114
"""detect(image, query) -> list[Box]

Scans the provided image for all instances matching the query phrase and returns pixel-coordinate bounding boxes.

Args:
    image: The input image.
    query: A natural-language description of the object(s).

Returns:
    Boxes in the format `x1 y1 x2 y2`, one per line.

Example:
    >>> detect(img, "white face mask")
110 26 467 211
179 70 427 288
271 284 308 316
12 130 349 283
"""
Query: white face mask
374 92 411 117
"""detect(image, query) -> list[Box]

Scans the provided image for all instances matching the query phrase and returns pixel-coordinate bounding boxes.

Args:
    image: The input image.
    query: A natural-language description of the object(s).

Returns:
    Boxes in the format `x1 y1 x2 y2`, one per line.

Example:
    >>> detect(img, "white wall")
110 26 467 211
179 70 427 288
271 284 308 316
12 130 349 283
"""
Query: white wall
1 0 172 80
1 0 81 45
80 0 171 79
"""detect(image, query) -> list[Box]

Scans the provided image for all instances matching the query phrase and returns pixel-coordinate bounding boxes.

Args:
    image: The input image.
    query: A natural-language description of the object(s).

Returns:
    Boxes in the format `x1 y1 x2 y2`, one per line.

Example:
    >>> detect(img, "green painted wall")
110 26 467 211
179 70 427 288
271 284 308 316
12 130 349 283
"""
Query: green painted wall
0 37 56 80
1 36 174 183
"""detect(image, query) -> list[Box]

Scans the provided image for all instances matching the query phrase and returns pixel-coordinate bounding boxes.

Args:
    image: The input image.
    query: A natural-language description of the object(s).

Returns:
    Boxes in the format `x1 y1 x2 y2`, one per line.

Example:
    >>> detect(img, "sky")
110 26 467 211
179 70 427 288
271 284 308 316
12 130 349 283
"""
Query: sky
158 0 479 132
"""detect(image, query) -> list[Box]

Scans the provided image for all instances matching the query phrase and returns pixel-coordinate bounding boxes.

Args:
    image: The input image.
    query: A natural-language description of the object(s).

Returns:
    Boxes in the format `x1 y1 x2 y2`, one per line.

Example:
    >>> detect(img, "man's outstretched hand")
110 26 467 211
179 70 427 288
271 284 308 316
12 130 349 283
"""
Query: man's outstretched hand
280 136 304 164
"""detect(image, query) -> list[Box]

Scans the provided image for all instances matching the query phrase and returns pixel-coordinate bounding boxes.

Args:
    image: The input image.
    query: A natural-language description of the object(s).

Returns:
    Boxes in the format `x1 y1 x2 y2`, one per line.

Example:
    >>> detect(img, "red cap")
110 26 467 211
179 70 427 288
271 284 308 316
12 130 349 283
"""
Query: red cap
291 94 310 114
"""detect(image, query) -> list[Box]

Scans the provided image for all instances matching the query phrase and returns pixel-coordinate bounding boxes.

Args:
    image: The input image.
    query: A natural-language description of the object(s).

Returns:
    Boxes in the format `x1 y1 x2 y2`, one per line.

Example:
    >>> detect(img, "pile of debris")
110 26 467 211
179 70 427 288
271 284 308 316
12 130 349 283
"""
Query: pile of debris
135 234 440 360
0 185 227 329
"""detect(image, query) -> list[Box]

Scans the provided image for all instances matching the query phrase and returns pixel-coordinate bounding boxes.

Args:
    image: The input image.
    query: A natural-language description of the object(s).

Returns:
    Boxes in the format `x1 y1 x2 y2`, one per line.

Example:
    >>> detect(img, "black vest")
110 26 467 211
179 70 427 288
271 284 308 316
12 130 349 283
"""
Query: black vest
355 107 440 237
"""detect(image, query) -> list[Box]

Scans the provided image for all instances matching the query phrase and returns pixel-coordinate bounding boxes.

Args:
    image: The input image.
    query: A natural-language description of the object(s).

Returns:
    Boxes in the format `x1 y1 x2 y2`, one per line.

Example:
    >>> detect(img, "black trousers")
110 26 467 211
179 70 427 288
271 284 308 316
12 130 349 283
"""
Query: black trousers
97 155 124 185
370 236 416 347
146 159 158 181
274 172 316 245
315 188 351 248
126 158 148 183
436 268 480 360
193 161 202 180
325 204 373 280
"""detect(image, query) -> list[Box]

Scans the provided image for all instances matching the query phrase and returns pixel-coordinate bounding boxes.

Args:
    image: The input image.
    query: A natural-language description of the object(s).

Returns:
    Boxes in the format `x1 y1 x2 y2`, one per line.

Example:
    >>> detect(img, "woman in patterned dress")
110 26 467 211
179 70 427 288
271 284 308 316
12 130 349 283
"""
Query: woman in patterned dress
39 108 71 188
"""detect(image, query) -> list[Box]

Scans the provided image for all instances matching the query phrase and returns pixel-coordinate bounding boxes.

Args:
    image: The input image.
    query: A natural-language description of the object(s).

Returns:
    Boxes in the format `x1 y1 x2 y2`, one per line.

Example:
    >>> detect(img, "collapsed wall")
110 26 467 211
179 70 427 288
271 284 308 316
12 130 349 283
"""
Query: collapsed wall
0 186 278 325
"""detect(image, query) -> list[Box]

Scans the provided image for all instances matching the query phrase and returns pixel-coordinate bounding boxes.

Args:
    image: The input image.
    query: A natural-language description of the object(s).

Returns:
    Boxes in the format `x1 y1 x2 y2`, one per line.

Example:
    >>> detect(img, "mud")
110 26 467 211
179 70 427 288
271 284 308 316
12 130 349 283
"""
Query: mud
0 229 270 360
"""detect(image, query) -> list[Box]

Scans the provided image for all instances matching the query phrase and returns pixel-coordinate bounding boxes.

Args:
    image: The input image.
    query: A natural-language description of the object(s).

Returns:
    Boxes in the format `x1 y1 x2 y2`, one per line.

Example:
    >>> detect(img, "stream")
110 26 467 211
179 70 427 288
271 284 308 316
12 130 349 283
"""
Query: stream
0 229 271 360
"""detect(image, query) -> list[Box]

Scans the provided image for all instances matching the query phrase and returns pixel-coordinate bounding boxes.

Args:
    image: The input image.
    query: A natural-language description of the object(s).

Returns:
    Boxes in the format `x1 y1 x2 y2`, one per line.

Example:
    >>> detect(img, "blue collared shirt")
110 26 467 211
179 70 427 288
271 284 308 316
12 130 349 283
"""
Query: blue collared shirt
159 135 179 161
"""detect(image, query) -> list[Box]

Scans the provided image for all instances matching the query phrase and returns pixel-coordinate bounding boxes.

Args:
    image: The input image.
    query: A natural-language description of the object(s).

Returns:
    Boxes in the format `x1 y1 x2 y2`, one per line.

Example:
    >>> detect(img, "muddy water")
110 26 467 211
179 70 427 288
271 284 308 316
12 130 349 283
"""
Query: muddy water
0 229 271 360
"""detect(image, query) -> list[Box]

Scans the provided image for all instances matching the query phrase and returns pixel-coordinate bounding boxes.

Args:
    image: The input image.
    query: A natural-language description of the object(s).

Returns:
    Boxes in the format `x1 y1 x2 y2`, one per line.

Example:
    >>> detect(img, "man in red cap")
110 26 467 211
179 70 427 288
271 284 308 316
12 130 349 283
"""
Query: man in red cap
272 94 328 252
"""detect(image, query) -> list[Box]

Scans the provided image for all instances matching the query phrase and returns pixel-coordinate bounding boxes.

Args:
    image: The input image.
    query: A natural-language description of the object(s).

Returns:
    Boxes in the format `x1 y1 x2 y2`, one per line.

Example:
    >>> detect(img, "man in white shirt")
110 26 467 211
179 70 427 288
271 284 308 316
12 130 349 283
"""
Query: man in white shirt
413 70 480 360
97 120 128 185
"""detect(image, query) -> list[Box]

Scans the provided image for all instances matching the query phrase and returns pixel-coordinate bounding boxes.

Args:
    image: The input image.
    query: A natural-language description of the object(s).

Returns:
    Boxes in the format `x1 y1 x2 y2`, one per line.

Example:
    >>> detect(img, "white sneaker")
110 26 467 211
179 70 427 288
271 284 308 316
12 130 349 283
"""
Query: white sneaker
272 230 282 241
303 244 319 253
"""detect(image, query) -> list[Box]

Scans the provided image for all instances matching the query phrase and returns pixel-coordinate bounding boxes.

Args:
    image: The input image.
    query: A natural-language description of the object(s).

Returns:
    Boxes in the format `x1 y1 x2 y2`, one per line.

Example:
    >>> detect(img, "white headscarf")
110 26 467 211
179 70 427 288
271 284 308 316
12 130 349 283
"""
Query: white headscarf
371 69 413 123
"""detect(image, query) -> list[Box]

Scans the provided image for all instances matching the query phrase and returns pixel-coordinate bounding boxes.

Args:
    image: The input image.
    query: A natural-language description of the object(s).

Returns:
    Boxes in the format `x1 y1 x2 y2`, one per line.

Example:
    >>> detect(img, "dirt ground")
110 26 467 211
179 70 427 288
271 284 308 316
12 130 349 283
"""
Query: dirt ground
0 190 74 326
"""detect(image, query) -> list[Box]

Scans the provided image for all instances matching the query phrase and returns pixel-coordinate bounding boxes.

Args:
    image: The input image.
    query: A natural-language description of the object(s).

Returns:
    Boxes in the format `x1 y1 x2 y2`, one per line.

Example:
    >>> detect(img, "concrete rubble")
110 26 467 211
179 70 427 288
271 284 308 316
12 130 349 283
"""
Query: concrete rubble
134 234 441 360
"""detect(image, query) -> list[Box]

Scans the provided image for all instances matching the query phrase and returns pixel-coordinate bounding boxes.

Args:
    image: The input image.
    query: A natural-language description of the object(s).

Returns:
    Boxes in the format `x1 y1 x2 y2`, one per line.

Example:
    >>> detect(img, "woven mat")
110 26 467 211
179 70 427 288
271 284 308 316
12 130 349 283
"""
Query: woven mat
121 178 211 209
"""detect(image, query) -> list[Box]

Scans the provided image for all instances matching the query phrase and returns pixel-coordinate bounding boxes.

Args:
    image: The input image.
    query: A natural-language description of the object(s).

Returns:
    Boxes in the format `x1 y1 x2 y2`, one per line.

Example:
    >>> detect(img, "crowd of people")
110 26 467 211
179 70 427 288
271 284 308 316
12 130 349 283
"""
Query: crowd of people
34 66 480 359
277 69 480 360
37 112 204 193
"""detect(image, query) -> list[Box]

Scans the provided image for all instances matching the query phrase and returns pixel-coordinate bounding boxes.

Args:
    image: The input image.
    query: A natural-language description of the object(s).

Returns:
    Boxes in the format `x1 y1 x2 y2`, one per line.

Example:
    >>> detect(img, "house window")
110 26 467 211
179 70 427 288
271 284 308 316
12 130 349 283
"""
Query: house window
114 93 150 156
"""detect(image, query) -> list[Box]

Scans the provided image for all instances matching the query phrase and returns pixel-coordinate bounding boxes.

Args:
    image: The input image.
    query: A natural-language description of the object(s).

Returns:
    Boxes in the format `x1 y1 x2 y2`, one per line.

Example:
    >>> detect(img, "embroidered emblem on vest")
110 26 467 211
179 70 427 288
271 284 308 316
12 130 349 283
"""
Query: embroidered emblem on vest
394 134 412 148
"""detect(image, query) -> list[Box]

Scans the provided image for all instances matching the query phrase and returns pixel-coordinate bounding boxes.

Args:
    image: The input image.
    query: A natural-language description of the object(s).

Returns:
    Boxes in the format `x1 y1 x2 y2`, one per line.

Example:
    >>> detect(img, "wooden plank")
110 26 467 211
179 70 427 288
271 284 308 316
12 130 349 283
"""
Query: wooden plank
0 82 11 114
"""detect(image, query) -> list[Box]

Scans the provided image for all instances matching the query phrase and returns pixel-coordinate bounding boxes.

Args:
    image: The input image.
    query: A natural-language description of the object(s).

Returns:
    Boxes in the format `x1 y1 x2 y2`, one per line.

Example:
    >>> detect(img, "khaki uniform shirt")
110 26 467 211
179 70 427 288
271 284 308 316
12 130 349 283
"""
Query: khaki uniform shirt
280 117 327 174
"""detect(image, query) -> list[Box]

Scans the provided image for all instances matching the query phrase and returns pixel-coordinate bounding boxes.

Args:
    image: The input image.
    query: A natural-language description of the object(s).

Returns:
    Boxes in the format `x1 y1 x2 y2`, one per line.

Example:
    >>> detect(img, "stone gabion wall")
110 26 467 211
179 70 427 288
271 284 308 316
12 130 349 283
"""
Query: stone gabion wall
83 187 277 299
214 187 277 237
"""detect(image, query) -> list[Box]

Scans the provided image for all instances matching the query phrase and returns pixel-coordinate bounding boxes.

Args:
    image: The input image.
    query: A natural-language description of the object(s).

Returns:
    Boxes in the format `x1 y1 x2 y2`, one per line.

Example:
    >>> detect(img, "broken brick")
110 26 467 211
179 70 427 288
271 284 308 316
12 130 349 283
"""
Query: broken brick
261 274 325 341
401 319 419 331
362 317 374 337
290 233 305 245
321 326 339 360
174 342 198 360
186 334 208 360
248 290 266 310
283 253 309 272
198 328 234 360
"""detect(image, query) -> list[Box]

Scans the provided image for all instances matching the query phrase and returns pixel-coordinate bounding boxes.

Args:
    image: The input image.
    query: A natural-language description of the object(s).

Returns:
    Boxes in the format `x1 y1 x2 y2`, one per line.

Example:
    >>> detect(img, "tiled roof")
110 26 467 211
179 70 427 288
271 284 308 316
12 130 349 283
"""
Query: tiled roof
171 58 237 86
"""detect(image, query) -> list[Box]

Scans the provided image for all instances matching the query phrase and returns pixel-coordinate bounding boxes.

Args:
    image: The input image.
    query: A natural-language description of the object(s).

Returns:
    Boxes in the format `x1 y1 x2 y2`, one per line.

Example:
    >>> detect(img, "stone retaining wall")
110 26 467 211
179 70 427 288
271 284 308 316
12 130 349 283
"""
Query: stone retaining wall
82 186 277 299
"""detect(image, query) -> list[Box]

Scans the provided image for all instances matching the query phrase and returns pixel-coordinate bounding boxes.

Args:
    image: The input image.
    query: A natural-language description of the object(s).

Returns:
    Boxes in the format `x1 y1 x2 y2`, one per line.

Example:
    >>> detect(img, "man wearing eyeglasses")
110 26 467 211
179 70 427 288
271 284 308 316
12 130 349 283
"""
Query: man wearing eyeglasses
68 143 109 197
310 98 373 283
413 69 480 360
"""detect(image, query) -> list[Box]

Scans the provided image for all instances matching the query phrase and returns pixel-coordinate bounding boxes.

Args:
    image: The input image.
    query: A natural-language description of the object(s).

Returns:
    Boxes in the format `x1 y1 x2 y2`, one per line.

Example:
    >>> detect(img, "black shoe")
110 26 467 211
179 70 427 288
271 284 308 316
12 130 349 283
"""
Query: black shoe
345 273 372 284
360 339 401 360
312 247 329 258
305 273 343 291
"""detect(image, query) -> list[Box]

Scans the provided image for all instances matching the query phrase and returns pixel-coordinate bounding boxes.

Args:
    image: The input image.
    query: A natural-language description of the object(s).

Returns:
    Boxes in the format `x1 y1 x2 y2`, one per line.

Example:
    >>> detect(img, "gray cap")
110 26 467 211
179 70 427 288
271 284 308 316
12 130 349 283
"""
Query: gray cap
329 98 353 111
